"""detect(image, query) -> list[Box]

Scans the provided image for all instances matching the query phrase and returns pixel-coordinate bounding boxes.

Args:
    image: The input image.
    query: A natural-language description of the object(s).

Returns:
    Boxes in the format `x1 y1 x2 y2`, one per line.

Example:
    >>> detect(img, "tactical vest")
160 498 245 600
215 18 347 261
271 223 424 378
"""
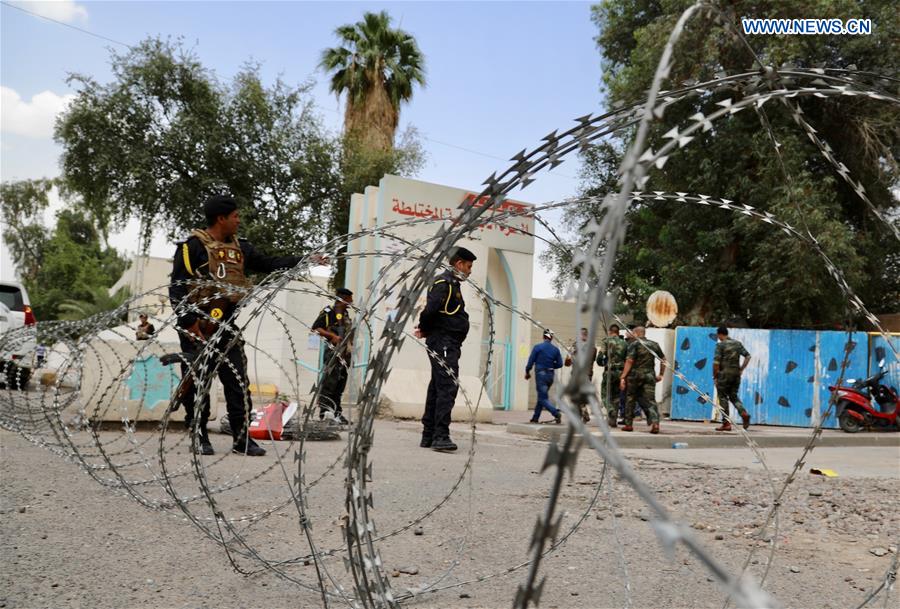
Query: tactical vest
319 306 353 362
429 272 469 338
188 229 253 305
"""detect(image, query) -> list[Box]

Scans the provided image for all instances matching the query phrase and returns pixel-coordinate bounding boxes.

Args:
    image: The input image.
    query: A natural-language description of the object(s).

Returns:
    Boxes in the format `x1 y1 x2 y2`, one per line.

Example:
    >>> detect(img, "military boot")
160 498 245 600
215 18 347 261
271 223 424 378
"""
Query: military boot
232 436 266 456
431 437 457 452
194 431 214 456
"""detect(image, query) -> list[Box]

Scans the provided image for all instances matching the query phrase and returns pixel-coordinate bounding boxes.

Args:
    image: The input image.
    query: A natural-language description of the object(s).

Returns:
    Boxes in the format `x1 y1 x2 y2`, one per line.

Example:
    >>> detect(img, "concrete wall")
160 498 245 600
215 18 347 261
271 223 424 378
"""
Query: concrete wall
65 277 337 423
109 256 174 320
646 327 676 416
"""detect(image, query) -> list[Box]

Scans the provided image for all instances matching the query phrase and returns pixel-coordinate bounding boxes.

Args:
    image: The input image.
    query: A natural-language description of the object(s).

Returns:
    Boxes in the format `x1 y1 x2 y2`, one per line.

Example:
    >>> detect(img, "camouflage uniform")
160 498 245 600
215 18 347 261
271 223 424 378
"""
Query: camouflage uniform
569 339 598 421
623 338 664 426
714 338 750 421
599 335 627 425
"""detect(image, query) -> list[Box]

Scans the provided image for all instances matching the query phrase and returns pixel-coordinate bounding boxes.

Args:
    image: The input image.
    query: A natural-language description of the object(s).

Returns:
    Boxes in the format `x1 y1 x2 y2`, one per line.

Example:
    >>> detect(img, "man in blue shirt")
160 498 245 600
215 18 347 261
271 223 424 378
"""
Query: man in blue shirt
525 329 564 424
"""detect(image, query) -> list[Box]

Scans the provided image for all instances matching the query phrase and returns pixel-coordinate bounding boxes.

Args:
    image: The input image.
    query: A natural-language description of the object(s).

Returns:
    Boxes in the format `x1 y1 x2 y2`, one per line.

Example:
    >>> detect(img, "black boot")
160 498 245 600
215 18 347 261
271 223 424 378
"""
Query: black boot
232 436 266 456
420 434 433 448
431 437 457 452
194 432 214 456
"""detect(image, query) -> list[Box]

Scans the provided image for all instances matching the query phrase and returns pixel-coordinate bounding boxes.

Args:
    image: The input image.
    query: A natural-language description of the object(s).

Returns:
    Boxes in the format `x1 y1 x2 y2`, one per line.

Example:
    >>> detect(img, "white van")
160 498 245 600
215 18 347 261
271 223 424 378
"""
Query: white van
0 280 37 388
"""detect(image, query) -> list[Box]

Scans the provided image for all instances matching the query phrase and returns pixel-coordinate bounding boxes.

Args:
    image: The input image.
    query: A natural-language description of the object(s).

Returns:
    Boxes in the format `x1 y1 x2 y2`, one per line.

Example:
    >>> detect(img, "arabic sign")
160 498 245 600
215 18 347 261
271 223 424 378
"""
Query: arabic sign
382 175 534 254
390 198 454 221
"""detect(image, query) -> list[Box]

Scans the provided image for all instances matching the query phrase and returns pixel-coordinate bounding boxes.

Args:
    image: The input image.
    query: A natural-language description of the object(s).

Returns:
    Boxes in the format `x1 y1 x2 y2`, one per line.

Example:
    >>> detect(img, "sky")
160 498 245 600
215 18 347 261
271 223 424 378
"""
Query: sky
0 0 606 296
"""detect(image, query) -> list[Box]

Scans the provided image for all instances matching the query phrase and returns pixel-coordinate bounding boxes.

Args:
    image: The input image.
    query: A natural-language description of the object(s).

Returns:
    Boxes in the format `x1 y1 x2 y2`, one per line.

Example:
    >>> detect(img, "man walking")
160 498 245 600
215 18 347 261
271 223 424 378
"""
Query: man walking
312 288 354 424
526 329 564 424
712 326 752 431
598 324 626 427
619 326 666 434
414 246 477 452
169 194 303 456
565 327 598 422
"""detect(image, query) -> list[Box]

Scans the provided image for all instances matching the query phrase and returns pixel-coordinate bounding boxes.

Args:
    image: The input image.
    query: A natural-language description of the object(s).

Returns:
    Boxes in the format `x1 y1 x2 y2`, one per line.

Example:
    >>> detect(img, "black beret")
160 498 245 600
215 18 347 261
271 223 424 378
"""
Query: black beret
204 194 238 219
449 246 477 262
336 288 353 297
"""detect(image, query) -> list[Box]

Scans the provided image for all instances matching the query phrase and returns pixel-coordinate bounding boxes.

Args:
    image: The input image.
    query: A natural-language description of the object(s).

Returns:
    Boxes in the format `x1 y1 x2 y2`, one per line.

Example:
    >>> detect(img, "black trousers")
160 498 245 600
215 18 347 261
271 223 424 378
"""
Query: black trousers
177 327 254 442
318 355 348 418
422 333 462 441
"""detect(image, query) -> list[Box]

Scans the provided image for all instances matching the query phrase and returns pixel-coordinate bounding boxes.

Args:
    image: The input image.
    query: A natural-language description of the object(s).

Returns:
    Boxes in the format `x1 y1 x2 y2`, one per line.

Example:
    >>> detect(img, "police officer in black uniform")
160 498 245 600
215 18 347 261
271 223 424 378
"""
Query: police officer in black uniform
169 195 303 456
312 288 354 424
414 246 477 452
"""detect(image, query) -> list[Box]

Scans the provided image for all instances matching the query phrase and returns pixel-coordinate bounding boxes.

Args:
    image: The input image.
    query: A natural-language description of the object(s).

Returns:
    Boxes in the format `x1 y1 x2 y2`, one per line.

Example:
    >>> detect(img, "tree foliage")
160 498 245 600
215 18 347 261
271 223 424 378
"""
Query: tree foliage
55 36 425 289
0 178 53 284
319 12 427 288
320 10 427 152
0 182 128 321
58 285 130 321
546 0 899 328
56 37 344 257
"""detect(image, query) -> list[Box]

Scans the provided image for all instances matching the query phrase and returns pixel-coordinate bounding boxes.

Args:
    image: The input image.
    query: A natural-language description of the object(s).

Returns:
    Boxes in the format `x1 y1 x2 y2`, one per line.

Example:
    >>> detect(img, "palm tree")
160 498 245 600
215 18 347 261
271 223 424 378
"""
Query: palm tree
58 286 130 322
320 10 426 153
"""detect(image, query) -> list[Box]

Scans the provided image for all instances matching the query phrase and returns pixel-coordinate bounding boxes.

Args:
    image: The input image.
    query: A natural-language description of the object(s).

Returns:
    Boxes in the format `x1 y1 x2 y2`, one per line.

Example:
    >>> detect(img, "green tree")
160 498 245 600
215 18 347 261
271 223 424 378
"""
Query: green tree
320 12 427 286
58 286 130 321
0 191 129 320
0 178 54 285
320 10 426 153
329 125 425 288
56 37 343 257
549 0 899 328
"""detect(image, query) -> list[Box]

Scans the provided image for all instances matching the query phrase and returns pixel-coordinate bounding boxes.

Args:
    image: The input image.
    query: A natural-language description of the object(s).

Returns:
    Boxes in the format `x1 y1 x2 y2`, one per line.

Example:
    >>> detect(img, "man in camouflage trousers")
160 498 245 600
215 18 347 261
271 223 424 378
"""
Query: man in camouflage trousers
619 326 666 434
712 326 752 431
598 324 626 427
565 327 598 422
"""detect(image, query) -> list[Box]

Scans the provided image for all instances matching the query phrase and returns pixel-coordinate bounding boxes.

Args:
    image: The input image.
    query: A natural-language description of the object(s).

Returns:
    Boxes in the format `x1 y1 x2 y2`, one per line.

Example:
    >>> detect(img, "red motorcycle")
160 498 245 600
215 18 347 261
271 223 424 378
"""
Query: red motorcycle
829 365 899 433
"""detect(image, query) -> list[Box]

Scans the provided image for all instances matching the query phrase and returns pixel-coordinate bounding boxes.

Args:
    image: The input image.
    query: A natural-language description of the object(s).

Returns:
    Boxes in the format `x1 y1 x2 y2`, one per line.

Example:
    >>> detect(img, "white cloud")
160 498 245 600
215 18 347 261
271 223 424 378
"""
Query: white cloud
9 1 88 23
0 87 75 139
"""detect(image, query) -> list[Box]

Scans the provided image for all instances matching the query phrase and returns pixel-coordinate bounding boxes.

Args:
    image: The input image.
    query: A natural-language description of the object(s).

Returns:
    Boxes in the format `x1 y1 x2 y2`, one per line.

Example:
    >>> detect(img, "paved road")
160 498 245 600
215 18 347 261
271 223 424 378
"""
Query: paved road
621 446 900 479
2 420 898 609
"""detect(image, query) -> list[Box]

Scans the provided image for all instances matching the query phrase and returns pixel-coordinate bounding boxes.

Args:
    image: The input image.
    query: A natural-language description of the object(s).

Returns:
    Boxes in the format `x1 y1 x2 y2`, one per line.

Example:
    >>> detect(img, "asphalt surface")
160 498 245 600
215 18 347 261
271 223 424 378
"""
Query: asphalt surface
2 417 898 609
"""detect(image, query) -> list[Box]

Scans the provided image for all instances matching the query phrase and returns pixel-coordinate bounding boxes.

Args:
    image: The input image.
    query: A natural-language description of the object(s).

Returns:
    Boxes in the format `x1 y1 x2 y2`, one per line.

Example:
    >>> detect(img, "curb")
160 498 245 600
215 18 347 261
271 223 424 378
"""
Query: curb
505 422 900 449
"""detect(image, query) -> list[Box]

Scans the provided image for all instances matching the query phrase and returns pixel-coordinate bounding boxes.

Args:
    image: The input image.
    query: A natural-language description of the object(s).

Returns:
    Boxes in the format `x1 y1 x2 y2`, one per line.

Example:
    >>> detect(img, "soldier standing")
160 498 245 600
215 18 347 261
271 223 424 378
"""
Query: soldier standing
597 324 626 427
565 327 598 423
712 326 752 431
312 288 354 424
414 246 477 452
169 195 303 456
619 326 666 434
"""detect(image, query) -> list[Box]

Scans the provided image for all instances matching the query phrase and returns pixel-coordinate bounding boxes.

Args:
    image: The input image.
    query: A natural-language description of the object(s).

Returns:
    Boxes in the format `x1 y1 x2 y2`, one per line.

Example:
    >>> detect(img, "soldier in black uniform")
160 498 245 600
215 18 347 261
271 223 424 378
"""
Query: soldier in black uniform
312 288 354 424
169 195 303 456
414 246 477 452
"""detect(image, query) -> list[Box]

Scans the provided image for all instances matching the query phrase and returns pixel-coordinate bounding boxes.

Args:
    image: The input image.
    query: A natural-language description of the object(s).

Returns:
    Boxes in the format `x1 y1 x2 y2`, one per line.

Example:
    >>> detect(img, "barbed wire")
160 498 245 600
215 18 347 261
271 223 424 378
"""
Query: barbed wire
2 3 899 606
